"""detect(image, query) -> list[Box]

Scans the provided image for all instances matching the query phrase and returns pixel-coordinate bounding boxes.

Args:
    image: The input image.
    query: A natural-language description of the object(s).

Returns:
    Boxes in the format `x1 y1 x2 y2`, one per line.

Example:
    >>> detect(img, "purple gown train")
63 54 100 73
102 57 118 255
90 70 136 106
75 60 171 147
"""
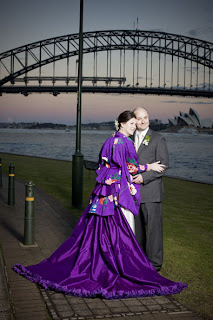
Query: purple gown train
13 132 187 299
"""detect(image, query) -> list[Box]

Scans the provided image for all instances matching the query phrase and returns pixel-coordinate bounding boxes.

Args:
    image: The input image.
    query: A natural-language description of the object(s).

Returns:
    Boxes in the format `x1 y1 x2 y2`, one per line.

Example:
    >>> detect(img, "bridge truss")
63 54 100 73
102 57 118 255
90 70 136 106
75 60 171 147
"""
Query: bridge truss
0 30 213 97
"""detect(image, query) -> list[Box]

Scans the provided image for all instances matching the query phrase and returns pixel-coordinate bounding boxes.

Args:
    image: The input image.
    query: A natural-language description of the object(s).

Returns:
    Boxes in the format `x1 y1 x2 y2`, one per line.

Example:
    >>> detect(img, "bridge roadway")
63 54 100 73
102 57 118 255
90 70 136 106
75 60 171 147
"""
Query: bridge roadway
0 85 212 97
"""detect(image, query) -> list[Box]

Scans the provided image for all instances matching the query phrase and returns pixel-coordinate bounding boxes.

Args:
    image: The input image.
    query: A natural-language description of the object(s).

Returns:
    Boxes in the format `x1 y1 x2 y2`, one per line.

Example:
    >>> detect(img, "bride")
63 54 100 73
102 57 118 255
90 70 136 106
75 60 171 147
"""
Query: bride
13 110 187 299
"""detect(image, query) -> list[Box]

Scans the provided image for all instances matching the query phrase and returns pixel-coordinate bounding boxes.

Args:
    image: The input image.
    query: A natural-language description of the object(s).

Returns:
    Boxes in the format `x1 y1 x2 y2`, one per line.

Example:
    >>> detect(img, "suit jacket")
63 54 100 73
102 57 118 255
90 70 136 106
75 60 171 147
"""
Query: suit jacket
134 129 169 203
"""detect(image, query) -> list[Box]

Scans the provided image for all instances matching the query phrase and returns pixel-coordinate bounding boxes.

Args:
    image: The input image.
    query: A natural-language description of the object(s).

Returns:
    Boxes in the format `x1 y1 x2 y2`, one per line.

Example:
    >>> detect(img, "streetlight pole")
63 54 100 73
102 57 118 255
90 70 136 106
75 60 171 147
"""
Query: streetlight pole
72 0 84 207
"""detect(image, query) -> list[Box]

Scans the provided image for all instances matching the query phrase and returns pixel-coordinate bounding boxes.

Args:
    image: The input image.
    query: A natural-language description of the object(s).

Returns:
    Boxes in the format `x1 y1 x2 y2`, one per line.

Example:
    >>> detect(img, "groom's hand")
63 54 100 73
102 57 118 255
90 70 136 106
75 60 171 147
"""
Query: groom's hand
132 174 143 184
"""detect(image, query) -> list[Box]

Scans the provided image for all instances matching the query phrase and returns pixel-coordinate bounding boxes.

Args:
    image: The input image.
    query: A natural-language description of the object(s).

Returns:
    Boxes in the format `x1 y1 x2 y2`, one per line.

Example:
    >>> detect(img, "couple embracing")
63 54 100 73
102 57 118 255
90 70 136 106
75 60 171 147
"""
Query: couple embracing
13 107 186 299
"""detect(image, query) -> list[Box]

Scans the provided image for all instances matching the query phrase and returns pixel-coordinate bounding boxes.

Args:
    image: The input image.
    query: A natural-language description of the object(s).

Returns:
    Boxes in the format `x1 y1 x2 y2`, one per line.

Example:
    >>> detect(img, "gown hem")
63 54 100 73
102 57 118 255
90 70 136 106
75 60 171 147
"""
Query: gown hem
13 264 187 300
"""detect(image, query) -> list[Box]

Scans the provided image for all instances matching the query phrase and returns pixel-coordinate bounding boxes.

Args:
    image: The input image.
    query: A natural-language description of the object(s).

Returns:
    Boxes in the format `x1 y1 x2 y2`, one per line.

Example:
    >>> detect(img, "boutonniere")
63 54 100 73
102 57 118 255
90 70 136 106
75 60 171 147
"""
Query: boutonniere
142 135 151 146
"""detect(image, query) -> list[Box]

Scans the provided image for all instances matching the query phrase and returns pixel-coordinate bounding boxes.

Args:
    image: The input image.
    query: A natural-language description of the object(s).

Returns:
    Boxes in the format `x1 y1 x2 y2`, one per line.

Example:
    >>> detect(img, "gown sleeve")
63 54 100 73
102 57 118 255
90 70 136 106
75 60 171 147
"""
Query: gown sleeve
89 137 121 216
89 135 142 217
112 136 146 176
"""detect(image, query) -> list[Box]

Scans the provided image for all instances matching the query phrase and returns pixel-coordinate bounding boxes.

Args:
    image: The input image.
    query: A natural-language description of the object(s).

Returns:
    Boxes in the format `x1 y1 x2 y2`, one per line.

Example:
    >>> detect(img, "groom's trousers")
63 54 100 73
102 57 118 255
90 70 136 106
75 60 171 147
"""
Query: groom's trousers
135 202 163 271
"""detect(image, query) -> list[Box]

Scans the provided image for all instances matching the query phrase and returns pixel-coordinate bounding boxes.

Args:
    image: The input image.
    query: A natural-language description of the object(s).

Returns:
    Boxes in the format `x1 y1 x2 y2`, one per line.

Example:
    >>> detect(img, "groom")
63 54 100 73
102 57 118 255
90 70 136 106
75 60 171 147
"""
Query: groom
132 107 169 271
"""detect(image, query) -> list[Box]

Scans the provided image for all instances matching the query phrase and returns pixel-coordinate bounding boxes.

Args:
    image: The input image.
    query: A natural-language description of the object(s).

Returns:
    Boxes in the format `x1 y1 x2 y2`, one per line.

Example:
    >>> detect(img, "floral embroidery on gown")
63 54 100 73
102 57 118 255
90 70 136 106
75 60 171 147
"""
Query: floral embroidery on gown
13 132 187 299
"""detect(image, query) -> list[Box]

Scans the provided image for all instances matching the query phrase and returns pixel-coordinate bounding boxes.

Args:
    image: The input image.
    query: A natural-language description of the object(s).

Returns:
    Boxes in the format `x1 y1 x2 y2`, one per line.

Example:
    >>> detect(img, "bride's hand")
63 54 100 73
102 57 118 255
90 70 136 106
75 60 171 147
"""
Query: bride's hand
148 161 166 172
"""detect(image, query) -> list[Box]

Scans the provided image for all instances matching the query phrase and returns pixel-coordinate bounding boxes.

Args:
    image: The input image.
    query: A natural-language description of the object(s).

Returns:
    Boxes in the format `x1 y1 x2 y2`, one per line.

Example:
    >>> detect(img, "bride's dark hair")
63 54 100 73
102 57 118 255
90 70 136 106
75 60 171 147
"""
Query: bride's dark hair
117 110 136 130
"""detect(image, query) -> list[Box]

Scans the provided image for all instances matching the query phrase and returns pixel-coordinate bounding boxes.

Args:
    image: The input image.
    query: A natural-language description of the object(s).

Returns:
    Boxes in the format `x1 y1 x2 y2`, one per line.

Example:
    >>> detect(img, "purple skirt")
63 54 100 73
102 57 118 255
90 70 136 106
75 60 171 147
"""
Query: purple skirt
13 205 187 299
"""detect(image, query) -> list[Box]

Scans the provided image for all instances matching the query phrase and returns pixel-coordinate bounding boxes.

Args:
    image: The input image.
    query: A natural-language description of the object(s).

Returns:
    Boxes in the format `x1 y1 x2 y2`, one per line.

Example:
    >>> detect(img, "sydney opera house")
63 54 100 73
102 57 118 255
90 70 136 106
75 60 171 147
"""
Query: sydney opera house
168 108 212 128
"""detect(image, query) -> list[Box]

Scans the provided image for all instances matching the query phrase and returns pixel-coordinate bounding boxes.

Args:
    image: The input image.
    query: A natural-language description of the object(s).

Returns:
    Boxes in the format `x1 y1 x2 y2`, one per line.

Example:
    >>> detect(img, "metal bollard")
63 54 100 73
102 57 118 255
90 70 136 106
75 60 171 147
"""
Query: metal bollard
24 181 35 245
0 158 2 188
8 164 15 205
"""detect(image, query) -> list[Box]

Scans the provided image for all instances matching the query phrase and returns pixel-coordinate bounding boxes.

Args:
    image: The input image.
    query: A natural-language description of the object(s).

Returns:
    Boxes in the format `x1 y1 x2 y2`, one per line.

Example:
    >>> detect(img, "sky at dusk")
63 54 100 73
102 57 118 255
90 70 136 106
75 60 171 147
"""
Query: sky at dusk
0 0 213 124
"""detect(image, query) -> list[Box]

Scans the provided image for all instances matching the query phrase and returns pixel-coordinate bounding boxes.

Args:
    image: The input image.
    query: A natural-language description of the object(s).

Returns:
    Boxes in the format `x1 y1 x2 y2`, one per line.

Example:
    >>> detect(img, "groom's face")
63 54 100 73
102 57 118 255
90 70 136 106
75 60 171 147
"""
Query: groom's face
134 108 150 132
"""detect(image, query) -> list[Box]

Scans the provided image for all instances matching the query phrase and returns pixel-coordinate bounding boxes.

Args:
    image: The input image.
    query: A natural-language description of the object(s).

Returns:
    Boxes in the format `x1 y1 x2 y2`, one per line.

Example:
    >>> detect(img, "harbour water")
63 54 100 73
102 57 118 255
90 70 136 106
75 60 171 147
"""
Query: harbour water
0 129 212 184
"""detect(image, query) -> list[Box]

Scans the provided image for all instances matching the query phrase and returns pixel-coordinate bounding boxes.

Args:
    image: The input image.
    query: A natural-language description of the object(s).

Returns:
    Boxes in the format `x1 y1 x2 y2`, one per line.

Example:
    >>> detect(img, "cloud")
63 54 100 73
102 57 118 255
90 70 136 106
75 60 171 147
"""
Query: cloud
161 100 213 105
138 76 154 80
188 101 213 105
187 26 213 40
161 100 177 104
184 66 200 74
188 29 199 38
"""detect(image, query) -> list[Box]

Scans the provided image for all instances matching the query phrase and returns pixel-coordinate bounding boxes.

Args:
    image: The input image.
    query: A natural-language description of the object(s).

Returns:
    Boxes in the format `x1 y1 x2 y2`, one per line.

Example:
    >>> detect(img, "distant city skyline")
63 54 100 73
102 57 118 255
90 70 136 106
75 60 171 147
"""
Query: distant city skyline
1 93 212 125
0 0 213 124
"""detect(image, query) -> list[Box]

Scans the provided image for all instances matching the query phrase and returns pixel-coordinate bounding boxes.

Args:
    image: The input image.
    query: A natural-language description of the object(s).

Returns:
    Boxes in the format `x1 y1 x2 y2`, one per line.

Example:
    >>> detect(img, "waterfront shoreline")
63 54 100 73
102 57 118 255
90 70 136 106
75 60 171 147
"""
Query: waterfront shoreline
1 151 212 185
1 125 213 134
0 129 212 184
163 125 213 134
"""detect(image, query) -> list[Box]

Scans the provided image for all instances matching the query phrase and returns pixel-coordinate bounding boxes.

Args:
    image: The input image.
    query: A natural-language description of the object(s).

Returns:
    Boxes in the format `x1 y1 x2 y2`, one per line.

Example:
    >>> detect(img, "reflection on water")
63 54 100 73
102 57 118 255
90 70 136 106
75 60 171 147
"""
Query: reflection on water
0 129 212 184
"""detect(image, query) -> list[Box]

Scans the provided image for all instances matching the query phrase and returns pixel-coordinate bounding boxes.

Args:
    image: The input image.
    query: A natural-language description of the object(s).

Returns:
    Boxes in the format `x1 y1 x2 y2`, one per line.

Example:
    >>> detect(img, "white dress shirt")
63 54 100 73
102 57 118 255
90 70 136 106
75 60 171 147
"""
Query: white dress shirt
135 127 149 151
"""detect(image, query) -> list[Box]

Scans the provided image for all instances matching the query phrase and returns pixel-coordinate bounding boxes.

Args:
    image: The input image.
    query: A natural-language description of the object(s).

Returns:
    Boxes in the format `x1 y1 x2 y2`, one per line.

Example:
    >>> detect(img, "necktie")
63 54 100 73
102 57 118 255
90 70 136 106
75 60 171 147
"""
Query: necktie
136 132 143 152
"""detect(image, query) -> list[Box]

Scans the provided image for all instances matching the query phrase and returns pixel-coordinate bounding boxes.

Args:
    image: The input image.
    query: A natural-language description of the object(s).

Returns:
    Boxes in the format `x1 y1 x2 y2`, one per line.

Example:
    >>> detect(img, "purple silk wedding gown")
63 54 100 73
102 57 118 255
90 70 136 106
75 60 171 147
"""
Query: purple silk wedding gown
13 132 187 299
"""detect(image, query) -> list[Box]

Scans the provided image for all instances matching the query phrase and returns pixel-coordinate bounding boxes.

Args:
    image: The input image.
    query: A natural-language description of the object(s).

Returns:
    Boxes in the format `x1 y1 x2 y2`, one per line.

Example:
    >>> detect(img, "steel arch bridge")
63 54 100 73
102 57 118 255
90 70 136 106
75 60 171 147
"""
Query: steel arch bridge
0 30 213 97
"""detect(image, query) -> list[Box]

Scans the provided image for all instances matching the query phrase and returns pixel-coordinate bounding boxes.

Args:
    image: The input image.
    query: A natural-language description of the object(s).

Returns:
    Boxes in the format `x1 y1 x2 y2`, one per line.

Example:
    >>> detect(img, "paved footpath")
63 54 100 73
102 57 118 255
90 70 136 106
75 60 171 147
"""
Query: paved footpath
0 175 203 320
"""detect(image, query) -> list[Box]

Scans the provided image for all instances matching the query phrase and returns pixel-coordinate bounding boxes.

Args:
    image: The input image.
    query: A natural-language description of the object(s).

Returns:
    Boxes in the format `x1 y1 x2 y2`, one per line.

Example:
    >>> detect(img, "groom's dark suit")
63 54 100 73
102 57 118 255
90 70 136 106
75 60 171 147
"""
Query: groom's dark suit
134 128 169 271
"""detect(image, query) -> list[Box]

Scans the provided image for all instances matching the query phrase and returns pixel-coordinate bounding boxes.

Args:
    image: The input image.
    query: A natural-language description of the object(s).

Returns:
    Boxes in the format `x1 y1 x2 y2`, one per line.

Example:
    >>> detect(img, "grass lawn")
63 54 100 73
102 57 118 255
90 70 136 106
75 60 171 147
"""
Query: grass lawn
1 153 213 319
162 178 213 320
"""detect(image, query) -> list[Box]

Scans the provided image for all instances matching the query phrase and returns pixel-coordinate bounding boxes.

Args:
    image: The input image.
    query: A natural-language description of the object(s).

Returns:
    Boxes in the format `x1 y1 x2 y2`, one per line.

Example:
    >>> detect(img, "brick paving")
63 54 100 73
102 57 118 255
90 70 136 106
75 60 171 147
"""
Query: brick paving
0 174 203 320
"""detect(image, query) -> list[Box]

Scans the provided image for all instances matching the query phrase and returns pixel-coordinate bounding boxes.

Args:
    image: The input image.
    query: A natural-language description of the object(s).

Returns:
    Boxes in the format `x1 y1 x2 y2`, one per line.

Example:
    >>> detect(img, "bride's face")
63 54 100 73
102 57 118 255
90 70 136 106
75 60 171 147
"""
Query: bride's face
121 118 136 136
